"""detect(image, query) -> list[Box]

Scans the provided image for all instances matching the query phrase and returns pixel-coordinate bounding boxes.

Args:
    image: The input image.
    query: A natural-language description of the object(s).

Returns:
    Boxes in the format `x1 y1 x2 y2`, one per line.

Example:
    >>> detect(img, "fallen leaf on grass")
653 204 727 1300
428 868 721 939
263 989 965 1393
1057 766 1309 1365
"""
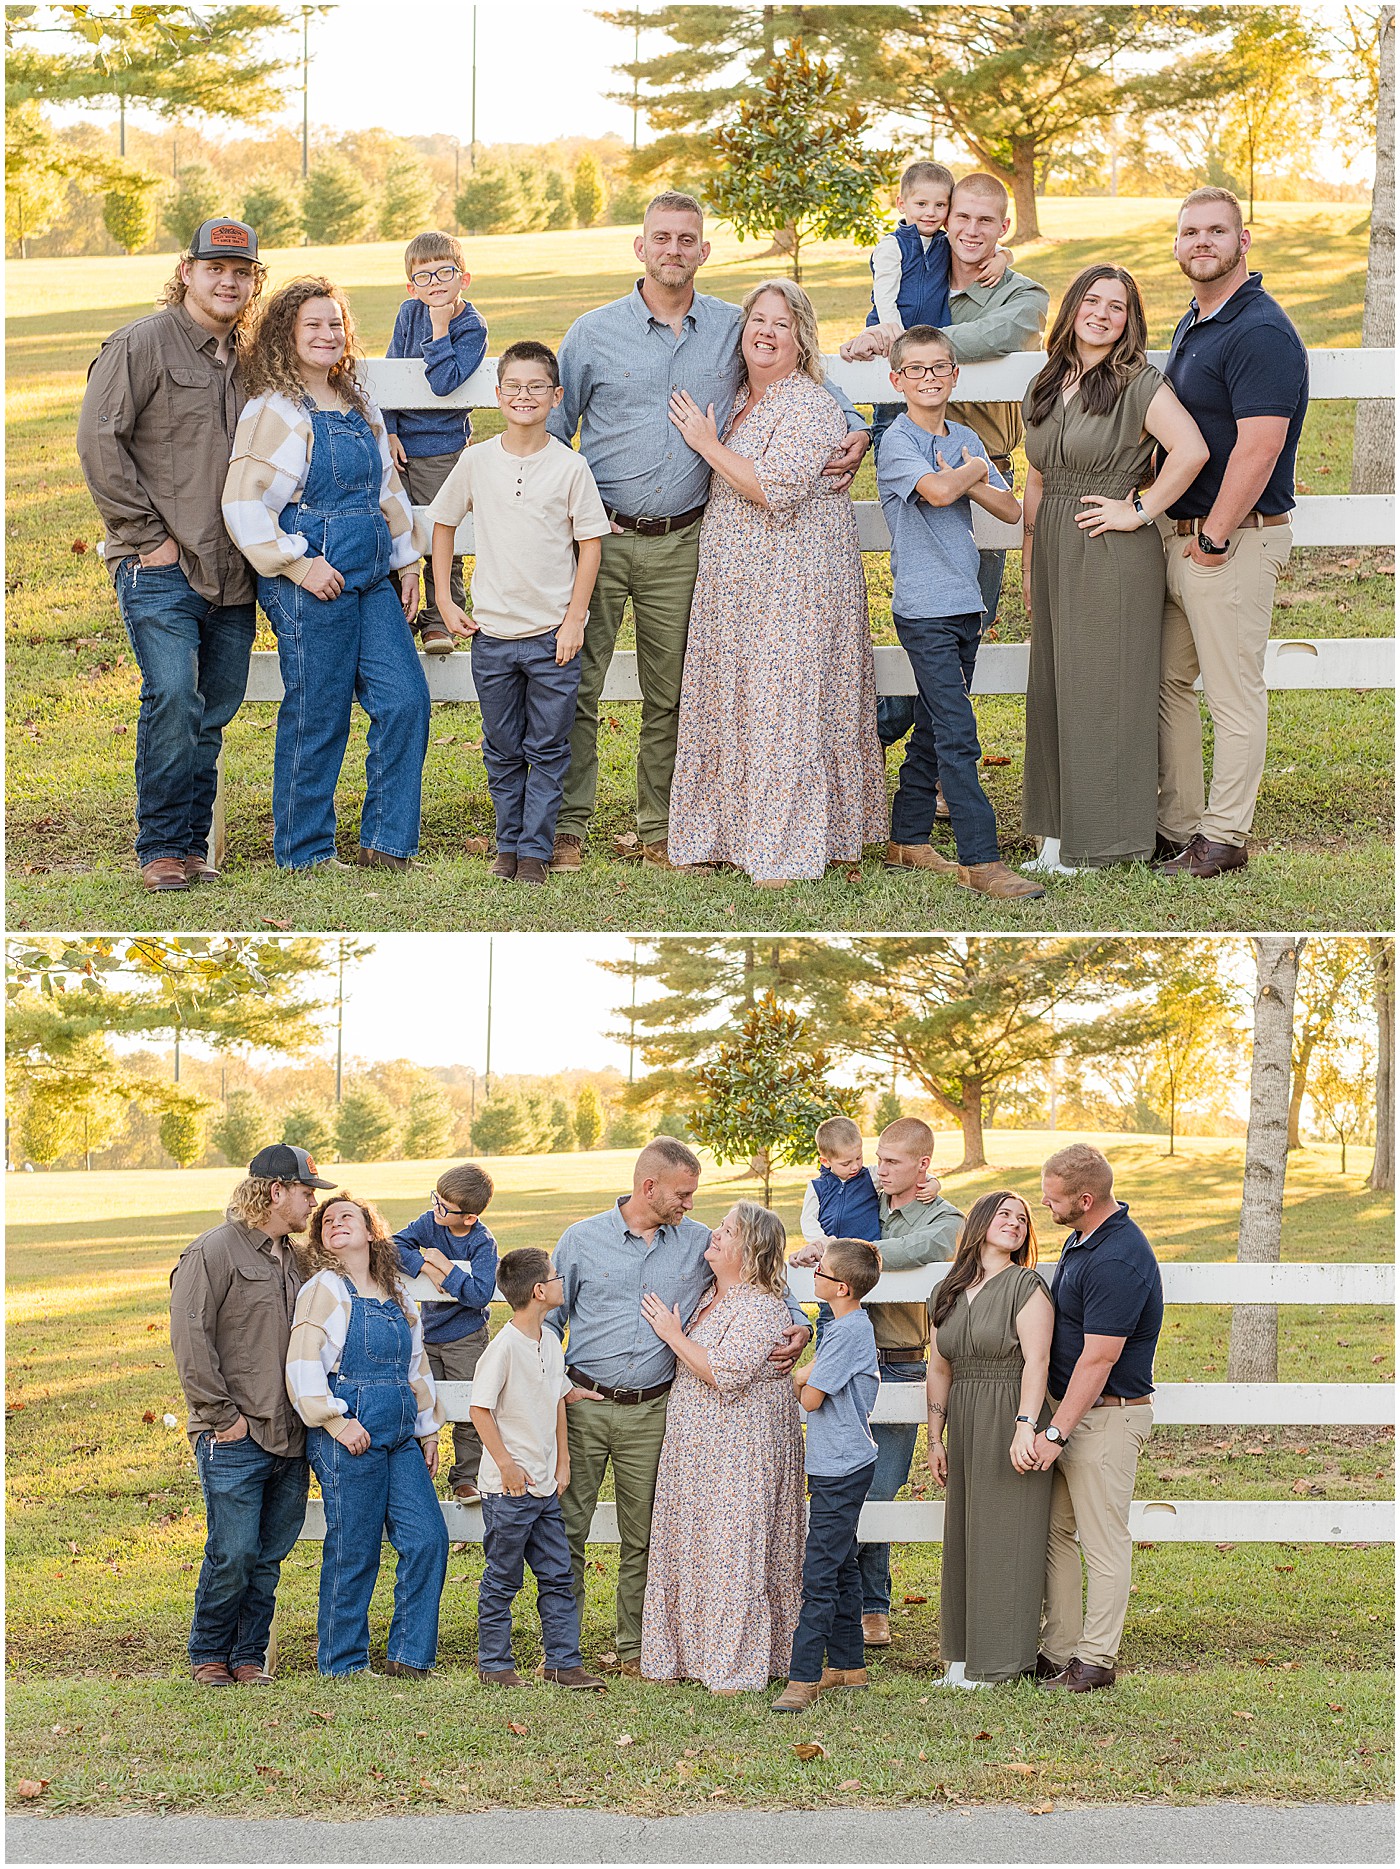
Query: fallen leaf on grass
615 1733 634 1747
999 1761 1037 1776
675 1761 698 1778
505 1721 529 1737
1095 1736 1113 1747
259 916 292 931
141 1410 155 1423
15 1780 49 1798
308 1709 335 1723
972 1730 993 1742
709 1788 730 1799
837 1778 862 1791
902 1594 928 1604
792 1742 826 1760
981 754 1011 766
255 1765 283 1778
682 1747 701 1759
432 733 458 745
1327 1703 1345 1713
1215 1542 1235 1552
1232 1710 1255 1721
461 836 491 856
1028 1802 1056 1816
599 1651 619 1664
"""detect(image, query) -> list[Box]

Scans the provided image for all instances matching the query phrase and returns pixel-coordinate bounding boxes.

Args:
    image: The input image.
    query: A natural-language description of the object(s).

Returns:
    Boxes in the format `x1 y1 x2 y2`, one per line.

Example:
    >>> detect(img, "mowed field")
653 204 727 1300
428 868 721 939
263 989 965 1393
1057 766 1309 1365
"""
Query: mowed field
5 200 1393 933
5 1132 1392 1813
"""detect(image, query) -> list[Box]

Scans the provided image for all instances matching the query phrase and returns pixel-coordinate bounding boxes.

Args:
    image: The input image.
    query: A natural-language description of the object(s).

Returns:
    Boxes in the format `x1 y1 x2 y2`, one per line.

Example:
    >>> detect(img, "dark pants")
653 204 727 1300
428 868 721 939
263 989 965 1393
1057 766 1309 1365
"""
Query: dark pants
789 1462 877 1682
115 559 255 864
398 451 466 627
478 1490 583 1673
858 1359 927 1614
890 610 999 866
426 1329 488 1488
472 629 582 862
188 1432 309 1671
877 553 1006 748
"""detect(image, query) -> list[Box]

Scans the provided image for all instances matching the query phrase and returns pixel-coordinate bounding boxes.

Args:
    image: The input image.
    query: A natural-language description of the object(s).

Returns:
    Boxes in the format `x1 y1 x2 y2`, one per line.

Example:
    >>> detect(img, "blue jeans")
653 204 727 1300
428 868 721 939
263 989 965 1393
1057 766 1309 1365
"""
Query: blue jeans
890 611 999 866
877 552 1006 748
115 559 254 864
857 1358 927 1615
789 1462 877 1682
478 1490 583 1672
189 1432 308 1671
472 629 583 862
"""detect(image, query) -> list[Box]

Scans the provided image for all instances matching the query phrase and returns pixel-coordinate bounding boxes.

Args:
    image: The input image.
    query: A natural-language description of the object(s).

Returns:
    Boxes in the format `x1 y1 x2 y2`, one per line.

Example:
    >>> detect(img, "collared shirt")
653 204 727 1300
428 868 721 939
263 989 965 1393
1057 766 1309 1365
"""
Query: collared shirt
803 1306 880 1476
169 1218 305 1456
947 265 1050 463
547 281 866 516
878 414 1010 619
876 1190 964 1351
546 1196 808 1389
394 1211 499 1343
1048 1201 1164 1399
77 300 252 604
1163 271 1308 519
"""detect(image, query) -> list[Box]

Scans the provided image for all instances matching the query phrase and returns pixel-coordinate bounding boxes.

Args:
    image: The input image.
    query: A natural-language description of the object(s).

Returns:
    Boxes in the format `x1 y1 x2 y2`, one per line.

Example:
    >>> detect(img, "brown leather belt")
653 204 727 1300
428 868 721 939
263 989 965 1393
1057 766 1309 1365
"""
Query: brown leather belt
877 1347 927 1365
606 503 706 538
567 1365 672 1405
1173 512 1290 536
988 454 1014 475
1092 1393 1152 1408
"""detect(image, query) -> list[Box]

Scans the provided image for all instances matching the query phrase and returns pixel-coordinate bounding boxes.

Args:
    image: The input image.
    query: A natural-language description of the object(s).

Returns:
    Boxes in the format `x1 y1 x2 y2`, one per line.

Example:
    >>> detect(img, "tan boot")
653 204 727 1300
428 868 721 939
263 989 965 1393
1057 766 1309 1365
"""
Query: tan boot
642 838 713 876
819 1666 869 1690
861 1612 892 1647
549 833 582 873
771 1678 824 1713
958 860 1046 901
885 841 958 876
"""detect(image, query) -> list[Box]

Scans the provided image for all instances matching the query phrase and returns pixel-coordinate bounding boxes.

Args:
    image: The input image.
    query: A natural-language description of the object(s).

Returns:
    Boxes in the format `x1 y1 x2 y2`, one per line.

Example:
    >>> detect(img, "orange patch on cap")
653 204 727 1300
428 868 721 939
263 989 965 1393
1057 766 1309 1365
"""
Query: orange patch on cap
210 223 250 247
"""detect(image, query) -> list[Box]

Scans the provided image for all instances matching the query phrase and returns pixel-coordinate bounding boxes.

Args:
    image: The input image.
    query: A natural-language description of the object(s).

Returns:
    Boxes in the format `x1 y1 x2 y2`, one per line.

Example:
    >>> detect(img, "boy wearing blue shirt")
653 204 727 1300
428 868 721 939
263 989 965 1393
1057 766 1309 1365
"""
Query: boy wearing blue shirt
877 325 1044 903
384 231 489 654
773 1238 883 1713
394 1162 499 1502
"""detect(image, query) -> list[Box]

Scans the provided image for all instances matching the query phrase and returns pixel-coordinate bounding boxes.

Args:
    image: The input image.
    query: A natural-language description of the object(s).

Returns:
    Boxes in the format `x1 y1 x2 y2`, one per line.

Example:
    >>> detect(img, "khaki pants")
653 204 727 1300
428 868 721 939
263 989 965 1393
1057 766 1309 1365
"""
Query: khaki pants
556 522 700 845
559 1390 670 1661
398 451 467 627
425 1328 488 1490
1157 521 1292 847
1041 1400 1152 1671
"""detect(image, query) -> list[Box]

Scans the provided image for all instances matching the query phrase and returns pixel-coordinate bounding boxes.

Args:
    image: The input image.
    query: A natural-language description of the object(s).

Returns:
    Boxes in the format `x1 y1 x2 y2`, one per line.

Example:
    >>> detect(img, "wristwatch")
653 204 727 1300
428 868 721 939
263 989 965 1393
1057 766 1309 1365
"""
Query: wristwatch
1015 1414 1035 1425
1131 491 1148 527
1042 1424 1067 1446
1195 530 1228 555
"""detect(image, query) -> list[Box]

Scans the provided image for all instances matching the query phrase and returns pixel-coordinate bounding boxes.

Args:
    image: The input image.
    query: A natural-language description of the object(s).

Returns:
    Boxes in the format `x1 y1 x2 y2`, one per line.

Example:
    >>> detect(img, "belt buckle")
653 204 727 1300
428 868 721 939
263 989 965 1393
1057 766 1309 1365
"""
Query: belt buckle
620 1384 643 1404
635 514 663 537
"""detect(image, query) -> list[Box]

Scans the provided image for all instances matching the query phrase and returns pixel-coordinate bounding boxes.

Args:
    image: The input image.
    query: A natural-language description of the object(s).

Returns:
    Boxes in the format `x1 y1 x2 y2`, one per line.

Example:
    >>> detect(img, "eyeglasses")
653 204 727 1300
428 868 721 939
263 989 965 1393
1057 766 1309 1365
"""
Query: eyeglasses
410 265 461 287
499 382 555 399
812 1267 844 1286
430 1190 468 1220
896 361 955 381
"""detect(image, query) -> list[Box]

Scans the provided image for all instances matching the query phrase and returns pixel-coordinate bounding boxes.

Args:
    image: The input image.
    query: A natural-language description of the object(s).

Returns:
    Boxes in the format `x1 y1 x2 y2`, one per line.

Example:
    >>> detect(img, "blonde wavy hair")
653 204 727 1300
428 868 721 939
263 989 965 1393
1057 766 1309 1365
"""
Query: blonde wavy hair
301 1192 411 1318
740 278 825 384
730 1200 789 1297
225 1175 278 1228
241 276 369 417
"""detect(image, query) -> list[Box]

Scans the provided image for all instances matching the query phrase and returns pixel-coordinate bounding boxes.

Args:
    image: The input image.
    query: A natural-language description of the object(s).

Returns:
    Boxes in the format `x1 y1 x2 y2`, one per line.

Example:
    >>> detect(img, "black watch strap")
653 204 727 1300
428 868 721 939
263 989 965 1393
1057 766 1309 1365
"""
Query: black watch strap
1197 530 1228 554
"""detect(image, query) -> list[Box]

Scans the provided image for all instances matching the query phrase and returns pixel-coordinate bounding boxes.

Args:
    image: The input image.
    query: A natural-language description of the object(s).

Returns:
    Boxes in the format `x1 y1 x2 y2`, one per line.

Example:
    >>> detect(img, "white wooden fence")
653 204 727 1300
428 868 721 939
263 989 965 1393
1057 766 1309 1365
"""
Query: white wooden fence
297 1259 1395 1547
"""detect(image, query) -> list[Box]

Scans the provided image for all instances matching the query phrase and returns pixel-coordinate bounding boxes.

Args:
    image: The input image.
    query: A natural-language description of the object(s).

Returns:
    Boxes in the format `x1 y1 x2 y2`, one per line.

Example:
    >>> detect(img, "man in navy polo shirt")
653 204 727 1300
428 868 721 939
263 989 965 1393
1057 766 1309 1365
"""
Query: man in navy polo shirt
1156 186 1309 880
1032 1144 1163 1693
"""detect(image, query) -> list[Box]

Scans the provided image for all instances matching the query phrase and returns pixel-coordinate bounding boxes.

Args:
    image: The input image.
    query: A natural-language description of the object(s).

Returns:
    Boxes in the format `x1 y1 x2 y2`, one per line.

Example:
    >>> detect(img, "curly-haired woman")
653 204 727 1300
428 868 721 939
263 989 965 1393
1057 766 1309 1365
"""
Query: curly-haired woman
222 277 430 873
286 1193 448 1678
1020 265 1208 873
638 1201 806 1692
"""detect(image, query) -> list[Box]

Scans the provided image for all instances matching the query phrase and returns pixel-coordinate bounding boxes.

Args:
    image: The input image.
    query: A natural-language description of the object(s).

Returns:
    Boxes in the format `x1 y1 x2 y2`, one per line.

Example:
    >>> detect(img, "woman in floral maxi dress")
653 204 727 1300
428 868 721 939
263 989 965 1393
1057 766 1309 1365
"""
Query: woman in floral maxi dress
639 1202 806 1692
666 280 887 884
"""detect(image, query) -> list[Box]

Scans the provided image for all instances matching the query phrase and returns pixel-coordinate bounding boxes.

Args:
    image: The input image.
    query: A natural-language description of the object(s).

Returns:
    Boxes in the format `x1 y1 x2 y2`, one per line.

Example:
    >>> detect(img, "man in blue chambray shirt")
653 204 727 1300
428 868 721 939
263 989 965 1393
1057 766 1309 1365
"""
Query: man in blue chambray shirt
545 191 870 875
546 1136 812 1671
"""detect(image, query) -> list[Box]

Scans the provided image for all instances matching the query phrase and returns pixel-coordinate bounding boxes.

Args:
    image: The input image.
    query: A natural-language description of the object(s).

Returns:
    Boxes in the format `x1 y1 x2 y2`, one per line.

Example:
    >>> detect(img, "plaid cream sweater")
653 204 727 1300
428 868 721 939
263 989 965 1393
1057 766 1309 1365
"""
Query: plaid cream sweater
286 1268 445 1442
222 388 420 586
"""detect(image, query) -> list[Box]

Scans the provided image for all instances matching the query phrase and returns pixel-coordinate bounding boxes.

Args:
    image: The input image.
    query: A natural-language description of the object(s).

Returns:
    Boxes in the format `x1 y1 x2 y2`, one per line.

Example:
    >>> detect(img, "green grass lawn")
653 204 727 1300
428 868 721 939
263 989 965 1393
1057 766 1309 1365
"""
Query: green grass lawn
6 1133 1392 1812
5 203 1393 934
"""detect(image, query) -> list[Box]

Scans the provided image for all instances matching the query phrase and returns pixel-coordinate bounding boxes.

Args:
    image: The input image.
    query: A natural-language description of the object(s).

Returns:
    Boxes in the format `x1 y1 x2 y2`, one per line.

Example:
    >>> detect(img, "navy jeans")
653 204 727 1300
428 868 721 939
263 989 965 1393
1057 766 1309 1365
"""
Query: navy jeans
857 1358 927 1614
789 1462 877 1682
877 553 1006 747
890 611 999 866
115 559 254 864
260 405 430 869
189 1432 309 1671
471 629 582 862
478 1489 583 1672
307 1284 449 1675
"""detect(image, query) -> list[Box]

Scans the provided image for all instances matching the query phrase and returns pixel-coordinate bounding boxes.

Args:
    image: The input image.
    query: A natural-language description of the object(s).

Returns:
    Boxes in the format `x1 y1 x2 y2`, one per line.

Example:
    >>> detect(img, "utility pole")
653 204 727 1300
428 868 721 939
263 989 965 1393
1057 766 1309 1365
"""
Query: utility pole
334 939 346 1105
628 940 640 1085
301 5 311 181
469 6 478 172
632 10 641 152
484 936 494 1096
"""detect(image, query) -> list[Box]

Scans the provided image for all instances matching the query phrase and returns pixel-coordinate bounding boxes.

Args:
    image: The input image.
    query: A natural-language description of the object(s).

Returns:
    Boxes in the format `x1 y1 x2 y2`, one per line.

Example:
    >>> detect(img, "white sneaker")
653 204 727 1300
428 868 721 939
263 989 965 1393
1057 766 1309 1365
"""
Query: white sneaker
933 1660 967 1687
1024 837 1079 876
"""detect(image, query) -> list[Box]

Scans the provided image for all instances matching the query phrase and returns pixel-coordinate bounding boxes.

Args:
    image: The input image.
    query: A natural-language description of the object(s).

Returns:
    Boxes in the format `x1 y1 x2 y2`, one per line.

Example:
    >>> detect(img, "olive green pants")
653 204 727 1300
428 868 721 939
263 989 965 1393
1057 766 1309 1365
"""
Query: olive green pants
559 1390 670 1661
556 523 700 846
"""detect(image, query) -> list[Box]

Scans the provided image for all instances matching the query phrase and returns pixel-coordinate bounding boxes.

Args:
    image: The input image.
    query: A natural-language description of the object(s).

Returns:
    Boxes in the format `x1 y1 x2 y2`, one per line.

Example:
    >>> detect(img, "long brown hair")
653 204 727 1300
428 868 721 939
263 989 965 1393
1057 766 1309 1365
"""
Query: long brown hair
241 276 369 417
930 1190 1038 1328
1026 264 1149 428
301 1192 411 1318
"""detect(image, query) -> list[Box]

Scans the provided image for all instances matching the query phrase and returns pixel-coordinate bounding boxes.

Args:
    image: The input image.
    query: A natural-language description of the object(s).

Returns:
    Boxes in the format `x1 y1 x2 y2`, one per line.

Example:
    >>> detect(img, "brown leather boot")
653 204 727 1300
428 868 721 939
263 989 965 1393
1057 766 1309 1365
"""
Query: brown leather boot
142 857 189 892
1157 834 1247 879
1040 1657 1116 1692
771 1678 824 1713
819 1666 869 1690
384 1659 433 1679
861 1612 892 1646
542 1665 607 1690
230 1664 274 1685
490 852 517 881
515 857 548 886
357 846 413 872
549 833 583 872
958 860 1046 900
478 1666 526 1687
183 853 220 884
885 841 958 876
191 1662 234 1686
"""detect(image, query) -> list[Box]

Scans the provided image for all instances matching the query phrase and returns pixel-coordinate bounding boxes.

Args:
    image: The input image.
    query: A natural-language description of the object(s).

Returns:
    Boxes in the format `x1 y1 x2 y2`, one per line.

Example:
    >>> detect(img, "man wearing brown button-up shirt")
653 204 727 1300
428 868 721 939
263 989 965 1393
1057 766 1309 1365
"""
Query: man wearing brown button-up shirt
76 216 264 894
169 1142 331 1686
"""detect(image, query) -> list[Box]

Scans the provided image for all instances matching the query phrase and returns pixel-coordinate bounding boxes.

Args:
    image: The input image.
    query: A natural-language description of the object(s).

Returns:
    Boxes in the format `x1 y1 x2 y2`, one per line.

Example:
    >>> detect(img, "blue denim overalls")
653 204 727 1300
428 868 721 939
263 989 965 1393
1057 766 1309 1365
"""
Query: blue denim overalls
257 404 430 870
306 1278 448 1676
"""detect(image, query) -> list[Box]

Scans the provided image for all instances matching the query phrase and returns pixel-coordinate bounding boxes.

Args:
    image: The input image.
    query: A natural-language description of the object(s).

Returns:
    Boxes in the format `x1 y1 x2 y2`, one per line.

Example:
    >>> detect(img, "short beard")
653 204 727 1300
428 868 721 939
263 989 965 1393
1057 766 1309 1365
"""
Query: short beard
1180 244 1243 284
645 256 696 291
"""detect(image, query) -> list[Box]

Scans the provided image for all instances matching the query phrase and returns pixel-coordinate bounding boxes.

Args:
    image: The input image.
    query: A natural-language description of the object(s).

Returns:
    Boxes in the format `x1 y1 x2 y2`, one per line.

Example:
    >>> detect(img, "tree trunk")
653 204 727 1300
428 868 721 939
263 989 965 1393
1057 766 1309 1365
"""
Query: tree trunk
1354 6 1395 494
1368 937 1394 1191
1008 137 1040 242
1228 937 1303 1383
1167 1075 1177 1156
952 1081 986 1172
1286 1030 1318 1150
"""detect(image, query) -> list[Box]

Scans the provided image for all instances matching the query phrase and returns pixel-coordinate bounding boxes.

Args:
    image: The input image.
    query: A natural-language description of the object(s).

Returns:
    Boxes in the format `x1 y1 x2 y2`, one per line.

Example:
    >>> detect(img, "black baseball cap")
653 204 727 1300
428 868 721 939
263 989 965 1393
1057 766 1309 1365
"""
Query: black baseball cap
249 1143 335 1188
190 216 260 261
